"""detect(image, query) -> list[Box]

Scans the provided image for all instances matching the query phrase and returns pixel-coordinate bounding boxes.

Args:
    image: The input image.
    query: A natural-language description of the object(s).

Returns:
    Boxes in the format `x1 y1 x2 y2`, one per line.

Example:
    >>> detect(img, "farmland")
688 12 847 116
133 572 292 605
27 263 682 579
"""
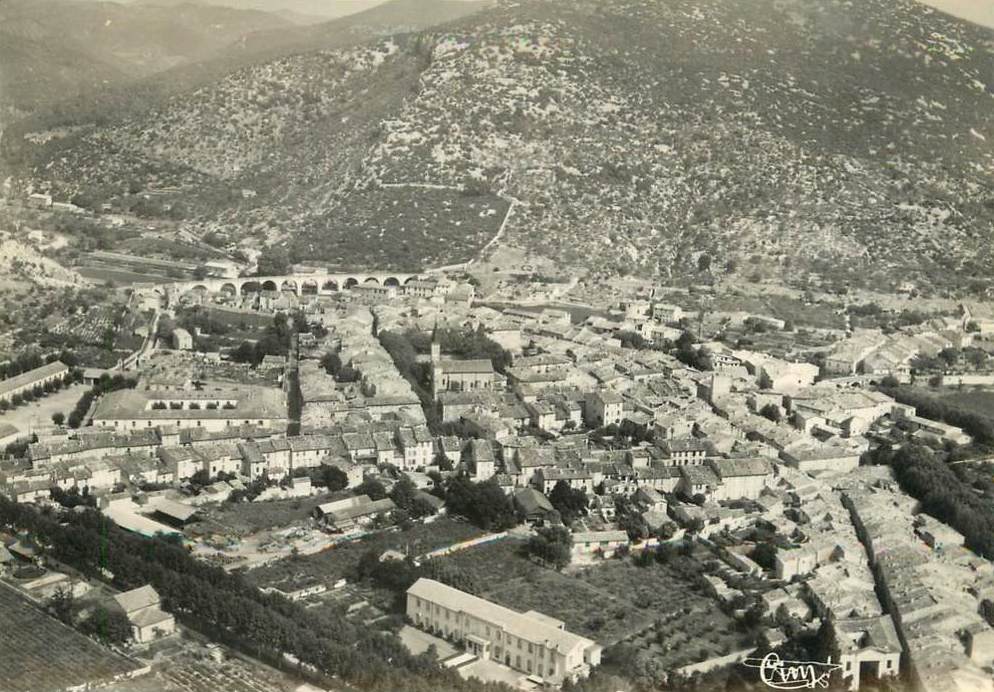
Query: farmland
189 493 345 536
436 539 748 662
0 582 145 692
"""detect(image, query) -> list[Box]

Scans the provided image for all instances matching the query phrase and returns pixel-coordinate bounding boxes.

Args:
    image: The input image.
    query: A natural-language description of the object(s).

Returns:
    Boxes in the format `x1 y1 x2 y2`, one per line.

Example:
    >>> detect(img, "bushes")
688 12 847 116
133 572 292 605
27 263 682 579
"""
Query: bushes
526 526 573 571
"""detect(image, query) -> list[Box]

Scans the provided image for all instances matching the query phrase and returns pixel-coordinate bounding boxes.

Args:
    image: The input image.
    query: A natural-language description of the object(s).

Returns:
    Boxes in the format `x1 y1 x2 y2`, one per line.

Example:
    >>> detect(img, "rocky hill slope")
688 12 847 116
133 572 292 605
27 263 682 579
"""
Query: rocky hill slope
4 0 993 290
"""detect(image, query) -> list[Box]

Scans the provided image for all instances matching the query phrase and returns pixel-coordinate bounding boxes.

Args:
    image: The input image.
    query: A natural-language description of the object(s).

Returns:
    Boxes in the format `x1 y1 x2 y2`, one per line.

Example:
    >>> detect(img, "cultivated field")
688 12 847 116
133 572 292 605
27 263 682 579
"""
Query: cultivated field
437 540 746 659
0 582 145 692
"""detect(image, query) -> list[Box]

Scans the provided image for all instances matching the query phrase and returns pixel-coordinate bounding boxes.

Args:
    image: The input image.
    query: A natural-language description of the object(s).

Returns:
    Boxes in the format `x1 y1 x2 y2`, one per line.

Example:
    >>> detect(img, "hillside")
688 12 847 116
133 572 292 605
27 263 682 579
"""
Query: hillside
4 0 994 289
0 0 295 127
0 0 492 136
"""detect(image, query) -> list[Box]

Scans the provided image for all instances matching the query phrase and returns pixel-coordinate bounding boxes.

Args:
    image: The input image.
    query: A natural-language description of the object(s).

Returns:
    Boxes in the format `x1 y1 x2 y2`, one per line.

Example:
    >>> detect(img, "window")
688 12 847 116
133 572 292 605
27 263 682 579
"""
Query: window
528 643 533 654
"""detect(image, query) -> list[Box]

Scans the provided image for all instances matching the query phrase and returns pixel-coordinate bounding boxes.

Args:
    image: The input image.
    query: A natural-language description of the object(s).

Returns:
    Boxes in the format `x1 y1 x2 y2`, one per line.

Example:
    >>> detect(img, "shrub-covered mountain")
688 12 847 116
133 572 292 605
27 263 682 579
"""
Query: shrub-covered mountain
0 0 296 127
4 0 994 289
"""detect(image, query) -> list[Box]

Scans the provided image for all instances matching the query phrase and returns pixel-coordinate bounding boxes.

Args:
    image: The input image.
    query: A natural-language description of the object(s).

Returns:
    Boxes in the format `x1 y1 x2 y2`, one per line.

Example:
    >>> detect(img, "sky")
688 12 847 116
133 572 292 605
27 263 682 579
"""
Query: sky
915 0 994 27
119 0 994 28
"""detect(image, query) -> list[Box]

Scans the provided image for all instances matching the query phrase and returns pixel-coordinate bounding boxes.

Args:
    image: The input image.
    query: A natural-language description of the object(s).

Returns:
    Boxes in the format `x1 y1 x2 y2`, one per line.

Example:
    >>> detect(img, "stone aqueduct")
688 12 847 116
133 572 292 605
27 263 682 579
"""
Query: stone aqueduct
167 272 421 297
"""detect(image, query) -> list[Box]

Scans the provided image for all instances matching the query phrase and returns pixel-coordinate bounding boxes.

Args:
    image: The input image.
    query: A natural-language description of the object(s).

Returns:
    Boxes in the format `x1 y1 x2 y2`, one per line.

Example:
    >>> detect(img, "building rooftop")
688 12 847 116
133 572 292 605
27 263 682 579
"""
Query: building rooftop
92 386 286 421
408 578 596 656
0 361 69 398
438 359 495 375
113 585 162 615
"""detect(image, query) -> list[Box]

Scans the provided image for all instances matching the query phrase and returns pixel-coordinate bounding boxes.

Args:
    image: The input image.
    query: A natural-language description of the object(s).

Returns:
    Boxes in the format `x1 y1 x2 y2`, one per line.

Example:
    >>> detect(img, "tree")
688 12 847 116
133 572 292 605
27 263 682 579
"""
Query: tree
752 542 778 570
527 526 572 571
444 476 516 530
549 481 588 525
619 511 650 542
759 403 783 423
879 375 900 389
79 606 132 644
321 466 349 492
48 586 75 625
321 351 343 377
51 412 65 426
356 478 388 501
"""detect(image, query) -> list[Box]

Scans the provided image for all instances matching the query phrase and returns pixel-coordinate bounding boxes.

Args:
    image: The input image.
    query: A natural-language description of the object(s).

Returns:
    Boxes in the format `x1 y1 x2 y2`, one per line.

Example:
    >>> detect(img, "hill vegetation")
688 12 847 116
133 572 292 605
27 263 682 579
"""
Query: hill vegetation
3 0 993 287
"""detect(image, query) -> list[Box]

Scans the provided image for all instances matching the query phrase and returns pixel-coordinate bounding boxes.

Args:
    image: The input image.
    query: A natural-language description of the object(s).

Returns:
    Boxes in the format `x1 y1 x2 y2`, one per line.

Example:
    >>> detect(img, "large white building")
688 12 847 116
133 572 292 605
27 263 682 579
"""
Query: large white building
407 578 601 685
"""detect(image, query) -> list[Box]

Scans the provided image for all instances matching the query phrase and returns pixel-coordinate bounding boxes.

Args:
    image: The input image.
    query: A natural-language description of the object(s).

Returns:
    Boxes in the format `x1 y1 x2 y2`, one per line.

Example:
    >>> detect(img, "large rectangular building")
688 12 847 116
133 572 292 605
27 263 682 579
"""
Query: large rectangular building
0 361 70 404
91 385 286 432
406 578 601 685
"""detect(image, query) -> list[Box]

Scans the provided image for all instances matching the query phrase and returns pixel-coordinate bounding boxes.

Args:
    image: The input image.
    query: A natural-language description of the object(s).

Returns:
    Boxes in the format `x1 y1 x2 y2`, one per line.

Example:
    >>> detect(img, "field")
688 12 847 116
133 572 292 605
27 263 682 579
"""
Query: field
189 493 346 536
103 640 300 692
437 540 748 663
0 582 145 692
77 266 177 286
246 517 485 589
581 560 751 672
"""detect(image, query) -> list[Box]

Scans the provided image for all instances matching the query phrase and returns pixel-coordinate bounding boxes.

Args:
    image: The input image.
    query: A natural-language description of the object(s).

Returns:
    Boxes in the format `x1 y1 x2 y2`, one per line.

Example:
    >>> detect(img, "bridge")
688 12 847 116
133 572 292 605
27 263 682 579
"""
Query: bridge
165 272 422 297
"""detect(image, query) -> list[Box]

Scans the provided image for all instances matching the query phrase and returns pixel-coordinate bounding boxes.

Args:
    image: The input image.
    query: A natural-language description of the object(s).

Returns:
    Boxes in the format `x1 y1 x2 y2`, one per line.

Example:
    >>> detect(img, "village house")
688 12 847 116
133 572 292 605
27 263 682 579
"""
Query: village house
513 487 556 524
708 458 772 501
407 578 602 685
112 585 176 644
583 390 624 428
533 466 594 494
757 360 819 394
467 438 497 481
172 328 194 351
658 438 708 466
572 530 629 559
834 616 902 691
313 495 396 533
